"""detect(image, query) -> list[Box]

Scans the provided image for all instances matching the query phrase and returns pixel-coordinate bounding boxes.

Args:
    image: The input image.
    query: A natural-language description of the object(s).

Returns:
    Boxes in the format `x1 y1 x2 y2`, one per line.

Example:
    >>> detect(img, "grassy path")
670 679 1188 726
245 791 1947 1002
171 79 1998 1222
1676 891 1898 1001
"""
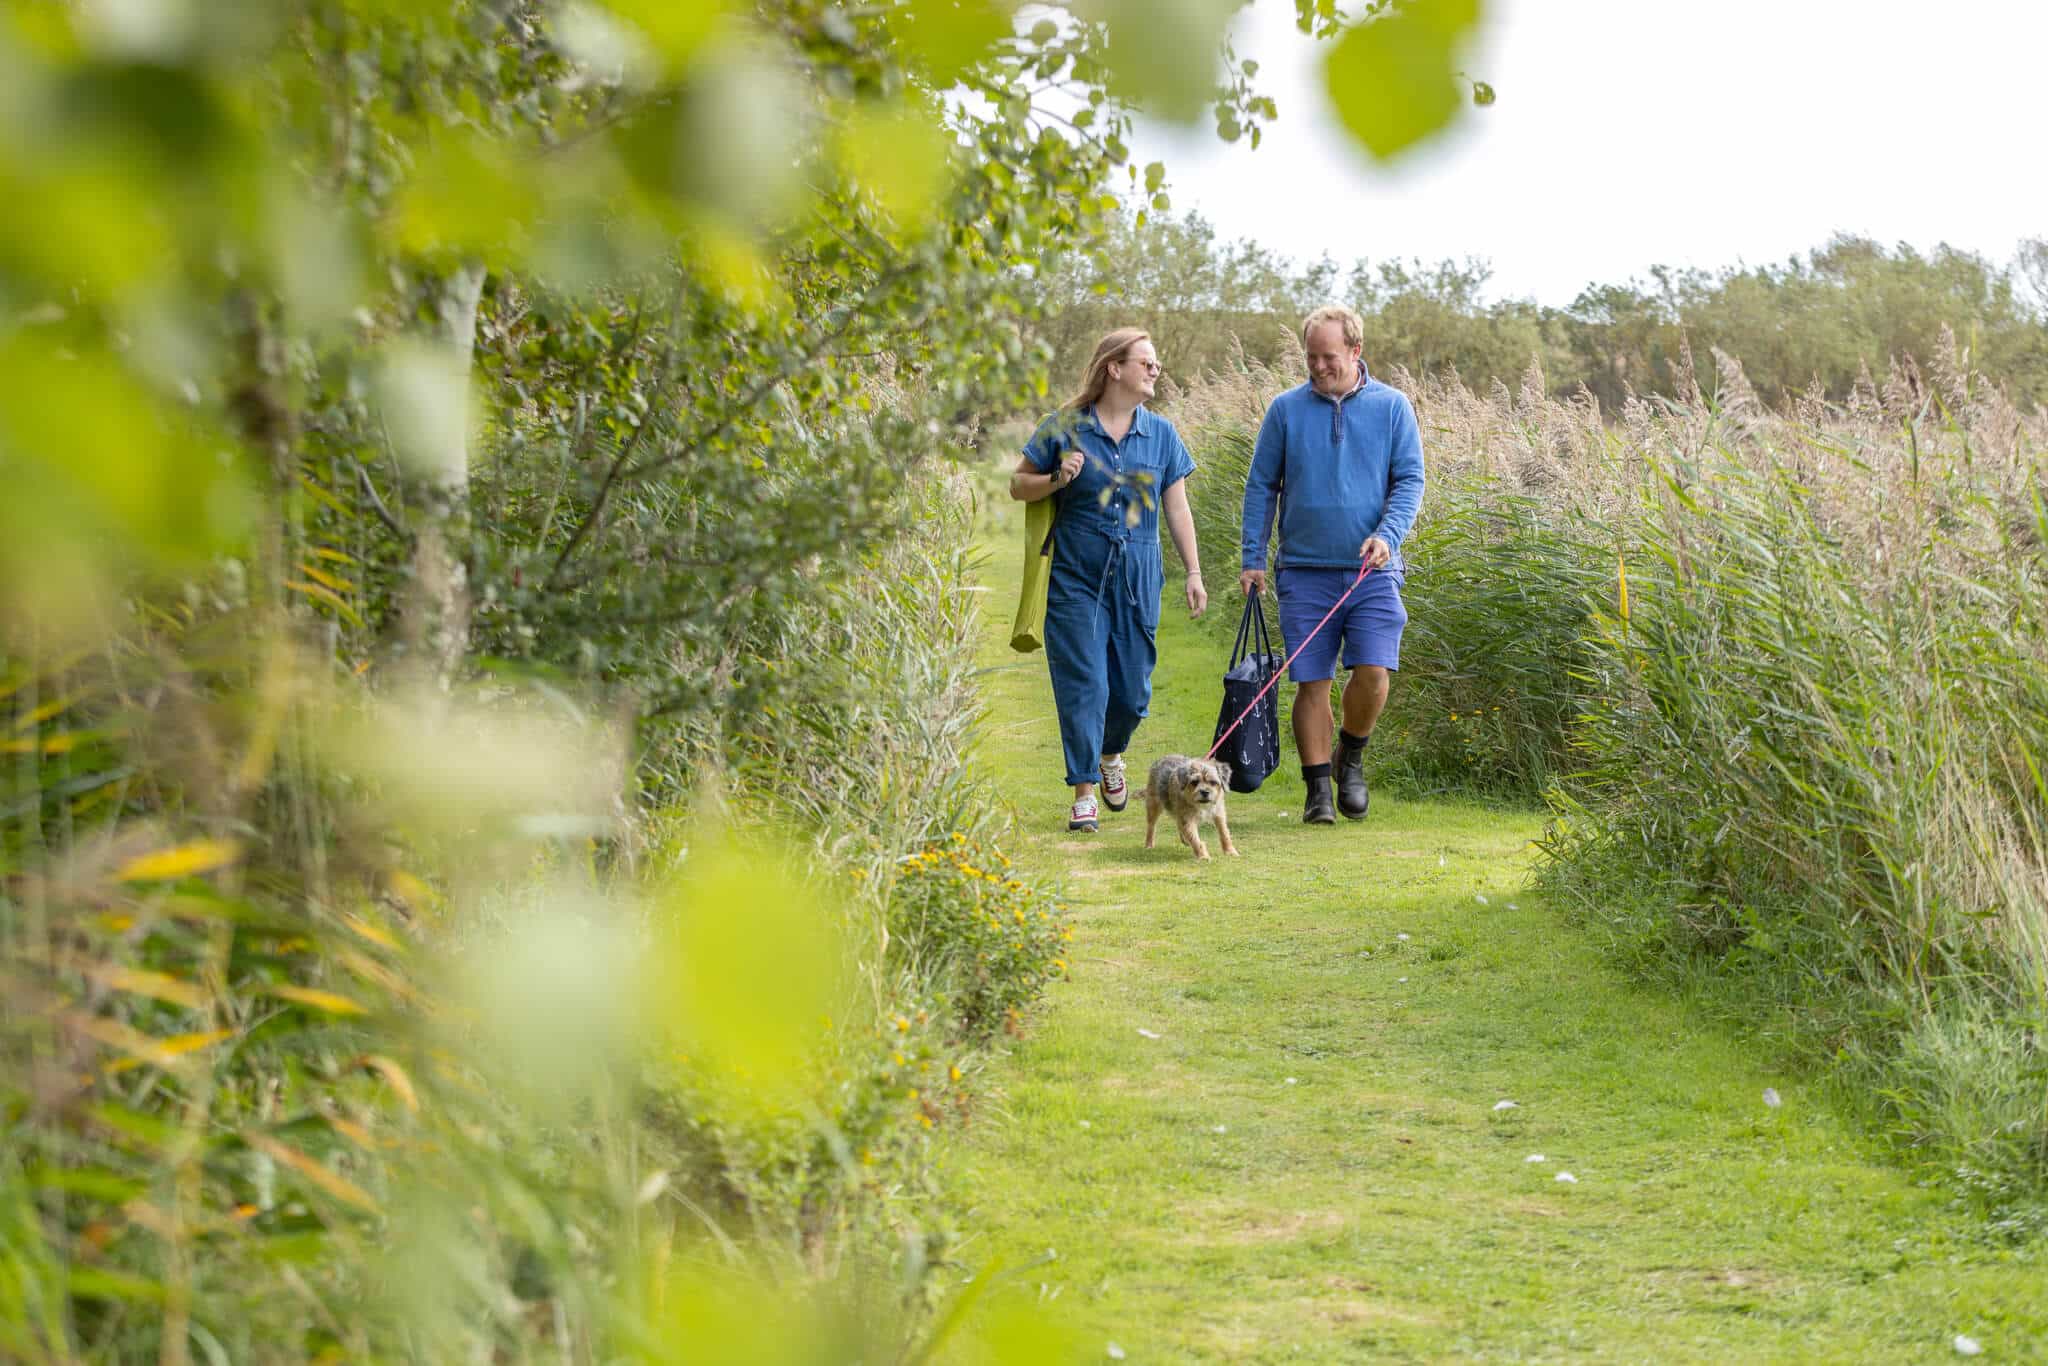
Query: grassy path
939 487 2045 1363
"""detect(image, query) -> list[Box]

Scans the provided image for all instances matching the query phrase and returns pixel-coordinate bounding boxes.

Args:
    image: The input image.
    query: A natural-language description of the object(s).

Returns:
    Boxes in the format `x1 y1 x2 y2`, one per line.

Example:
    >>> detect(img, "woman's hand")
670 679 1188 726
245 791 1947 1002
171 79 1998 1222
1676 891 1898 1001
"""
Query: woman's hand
1011 449 1084 501
1185 571 1208 618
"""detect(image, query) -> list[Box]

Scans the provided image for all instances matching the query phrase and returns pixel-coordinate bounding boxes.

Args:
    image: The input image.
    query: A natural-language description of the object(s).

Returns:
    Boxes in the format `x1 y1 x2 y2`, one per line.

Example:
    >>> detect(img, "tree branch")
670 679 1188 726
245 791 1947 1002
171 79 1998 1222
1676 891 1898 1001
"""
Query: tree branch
615 263 921 491
346 456 410 542
540 345 677 593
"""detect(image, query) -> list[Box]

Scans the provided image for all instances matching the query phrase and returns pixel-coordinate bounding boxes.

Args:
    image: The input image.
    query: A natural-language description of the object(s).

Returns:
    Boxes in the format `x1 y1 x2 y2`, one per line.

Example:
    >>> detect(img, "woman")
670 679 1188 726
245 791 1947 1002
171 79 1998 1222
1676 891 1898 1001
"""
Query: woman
1011 329 1207 832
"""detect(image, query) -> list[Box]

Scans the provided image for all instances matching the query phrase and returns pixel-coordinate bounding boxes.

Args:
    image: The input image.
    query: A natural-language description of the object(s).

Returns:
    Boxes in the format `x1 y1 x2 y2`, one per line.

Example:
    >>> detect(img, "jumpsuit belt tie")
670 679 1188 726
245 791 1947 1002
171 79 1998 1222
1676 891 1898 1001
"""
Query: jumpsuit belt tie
1081 531 1143 630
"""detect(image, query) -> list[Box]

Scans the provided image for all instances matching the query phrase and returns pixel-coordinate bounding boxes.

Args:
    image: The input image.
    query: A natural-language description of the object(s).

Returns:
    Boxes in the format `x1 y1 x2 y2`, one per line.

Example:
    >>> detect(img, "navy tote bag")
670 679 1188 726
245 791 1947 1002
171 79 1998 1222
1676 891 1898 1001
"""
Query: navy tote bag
1211 593 1284 794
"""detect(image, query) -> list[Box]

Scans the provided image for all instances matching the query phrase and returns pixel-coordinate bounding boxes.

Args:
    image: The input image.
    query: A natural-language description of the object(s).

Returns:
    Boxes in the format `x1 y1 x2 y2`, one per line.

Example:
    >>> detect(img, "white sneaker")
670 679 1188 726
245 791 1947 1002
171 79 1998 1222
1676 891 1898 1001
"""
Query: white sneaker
1068 796 1099 832
1100 757 1128 812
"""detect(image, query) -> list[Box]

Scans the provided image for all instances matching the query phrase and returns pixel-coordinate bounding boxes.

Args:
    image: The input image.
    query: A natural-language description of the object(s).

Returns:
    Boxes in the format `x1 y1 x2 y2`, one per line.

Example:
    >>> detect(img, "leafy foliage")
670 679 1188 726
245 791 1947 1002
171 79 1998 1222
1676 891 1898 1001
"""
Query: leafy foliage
888 836 1072 1040
0 0 1486 1356
1324 0 1484 161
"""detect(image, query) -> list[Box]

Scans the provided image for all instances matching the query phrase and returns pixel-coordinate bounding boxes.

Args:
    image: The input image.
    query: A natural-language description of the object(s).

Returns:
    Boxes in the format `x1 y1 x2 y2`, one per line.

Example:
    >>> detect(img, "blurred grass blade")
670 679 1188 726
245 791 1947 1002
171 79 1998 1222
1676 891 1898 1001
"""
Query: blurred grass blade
261 985 369 1017
77 962 208 1010
245 1134 379 1214
114 838 243 883
356 1054 420 1113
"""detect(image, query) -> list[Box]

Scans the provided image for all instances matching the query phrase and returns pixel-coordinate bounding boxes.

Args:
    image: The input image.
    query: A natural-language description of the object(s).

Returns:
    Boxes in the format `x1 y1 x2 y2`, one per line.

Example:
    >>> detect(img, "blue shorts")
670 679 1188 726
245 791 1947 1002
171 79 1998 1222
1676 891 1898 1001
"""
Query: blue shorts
1276 566 1407 683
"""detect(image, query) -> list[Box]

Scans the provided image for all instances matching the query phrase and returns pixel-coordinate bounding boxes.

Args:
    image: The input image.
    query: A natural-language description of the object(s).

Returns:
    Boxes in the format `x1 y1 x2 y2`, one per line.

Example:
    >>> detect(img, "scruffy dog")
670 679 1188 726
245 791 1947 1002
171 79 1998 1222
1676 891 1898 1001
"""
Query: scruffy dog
1144 756 1239 861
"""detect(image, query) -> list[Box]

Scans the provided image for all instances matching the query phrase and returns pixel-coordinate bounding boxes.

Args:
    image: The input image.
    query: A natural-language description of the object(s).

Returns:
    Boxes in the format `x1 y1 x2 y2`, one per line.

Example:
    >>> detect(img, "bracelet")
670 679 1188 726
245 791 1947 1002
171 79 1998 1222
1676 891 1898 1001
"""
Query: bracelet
1185 569 1202 577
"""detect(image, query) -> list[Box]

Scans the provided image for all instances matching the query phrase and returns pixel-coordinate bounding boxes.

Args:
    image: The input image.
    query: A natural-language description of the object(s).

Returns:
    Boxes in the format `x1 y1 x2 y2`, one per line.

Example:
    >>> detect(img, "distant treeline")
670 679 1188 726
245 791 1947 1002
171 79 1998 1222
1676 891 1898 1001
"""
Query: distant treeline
1025 212 2048 412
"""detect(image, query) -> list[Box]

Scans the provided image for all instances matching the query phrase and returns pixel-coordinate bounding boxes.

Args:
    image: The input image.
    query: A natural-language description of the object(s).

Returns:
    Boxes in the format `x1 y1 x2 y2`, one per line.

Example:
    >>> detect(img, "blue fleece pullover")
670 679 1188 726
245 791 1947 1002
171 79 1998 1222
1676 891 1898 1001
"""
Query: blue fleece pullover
1240 367 1426 571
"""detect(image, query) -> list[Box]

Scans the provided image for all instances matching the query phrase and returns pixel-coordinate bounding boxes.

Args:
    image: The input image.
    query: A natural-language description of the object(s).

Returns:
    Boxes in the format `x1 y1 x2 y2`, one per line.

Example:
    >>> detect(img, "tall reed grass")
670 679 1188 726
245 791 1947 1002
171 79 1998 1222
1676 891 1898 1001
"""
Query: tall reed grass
1545 348 2048 1211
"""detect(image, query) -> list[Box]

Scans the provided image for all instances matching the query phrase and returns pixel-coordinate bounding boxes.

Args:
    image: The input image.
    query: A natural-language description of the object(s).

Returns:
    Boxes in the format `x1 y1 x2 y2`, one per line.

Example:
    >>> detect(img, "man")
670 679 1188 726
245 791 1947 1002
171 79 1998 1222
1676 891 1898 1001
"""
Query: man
1239 305 1425 825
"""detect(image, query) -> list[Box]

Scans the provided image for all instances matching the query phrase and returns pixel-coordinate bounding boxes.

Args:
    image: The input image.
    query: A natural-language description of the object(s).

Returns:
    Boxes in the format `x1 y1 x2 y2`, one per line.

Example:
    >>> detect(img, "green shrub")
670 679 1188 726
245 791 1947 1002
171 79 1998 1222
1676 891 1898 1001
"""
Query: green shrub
887 834 1072 1041
1858 1002 2048 1237
0 453 1056 1361
714 465 1009 869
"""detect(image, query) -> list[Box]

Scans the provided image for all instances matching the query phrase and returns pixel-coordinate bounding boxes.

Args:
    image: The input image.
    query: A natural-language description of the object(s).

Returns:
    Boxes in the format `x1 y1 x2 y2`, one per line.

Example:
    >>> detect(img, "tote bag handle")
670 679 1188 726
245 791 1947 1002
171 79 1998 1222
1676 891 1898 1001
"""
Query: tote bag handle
1228 591 1276 674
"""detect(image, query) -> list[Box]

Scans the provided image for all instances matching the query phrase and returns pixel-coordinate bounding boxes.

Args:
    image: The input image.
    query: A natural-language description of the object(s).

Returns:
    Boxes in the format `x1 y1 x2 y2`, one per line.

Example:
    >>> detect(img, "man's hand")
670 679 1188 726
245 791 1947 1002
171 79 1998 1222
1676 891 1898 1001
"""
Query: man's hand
1055 449 1085 486
1360 536 1392 571
1239 568 1266 597
1185 573 1208 618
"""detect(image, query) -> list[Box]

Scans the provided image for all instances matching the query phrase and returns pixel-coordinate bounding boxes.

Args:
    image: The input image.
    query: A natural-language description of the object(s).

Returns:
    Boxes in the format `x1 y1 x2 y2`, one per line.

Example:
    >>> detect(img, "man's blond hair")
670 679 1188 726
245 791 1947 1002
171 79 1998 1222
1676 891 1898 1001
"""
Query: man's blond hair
1301 305 1363 351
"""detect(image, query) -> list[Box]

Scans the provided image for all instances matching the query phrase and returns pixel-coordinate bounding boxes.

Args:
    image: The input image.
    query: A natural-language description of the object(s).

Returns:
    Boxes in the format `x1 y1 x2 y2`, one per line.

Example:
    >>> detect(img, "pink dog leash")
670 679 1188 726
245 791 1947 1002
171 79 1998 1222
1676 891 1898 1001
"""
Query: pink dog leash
1205 562 1373 762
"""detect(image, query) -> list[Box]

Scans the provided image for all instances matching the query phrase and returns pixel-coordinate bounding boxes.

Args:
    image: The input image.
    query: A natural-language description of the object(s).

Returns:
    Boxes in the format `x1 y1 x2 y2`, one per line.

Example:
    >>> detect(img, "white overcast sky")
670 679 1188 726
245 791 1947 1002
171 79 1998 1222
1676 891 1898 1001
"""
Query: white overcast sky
1127 0 2046 308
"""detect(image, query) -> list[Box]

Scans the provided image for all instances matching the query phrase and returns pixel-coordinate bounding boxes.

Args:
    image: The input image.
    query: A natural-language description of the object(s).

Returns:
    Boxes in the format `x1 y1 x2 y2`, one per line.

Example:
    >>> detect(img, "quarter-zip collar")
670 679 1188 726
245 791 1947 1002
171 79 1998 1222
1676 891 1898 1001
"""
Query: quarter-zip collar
1310 364 1371 442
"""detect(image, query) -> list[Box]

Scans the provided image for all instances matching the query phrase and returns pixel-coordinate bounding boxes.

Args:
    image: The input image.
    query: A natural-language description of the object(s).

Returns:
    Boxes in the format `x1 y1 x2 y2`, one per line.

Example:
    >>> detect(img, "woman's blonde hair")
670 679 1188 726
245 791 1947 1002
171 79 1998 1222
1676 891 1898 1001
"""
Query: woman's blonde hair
1066 328 1152 410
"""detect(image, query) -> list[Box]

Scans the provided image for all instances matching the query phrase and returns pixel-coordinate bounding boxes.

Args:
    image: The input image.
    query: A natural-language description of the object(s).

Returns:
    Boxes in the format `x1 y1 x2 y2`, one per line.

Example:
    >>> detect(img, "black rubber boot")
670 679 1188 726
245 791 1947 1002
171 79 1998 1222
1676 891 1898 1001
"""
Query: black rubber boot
1336 730 1371 821
1303 768 1336 825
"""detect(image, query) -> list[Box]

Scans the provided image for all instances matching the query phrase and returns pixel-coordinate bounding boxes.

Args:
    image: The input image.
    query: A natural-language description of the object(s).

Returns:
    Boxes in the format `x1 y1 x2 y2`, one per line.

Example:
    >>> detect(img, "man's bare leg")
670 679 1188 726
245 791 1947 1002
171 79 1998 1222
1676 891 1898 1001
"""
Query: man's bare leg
1293 678 1334 765
1340 666 1390 738
1295 679 1338 824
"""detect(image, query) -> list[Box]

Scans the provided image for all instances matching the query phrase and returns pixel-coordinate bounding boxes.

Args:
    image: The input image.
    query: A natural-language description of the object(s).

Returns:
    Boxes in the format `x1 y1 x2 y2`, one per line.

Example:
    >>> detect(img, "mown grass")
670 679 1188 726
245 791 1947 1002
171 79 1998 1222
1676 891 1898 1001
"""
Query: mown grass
940 482 2046 1362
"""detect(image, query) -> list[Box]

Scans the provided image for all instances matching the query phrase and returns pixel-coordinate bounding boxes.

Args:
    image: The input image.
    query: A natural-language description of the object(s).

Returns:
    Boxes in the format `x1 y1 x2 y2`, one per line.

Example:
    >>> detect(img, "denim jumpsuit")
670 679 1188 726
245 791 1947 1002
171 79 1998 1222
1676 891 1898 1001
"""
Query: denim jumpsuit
1023 406 1196 787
